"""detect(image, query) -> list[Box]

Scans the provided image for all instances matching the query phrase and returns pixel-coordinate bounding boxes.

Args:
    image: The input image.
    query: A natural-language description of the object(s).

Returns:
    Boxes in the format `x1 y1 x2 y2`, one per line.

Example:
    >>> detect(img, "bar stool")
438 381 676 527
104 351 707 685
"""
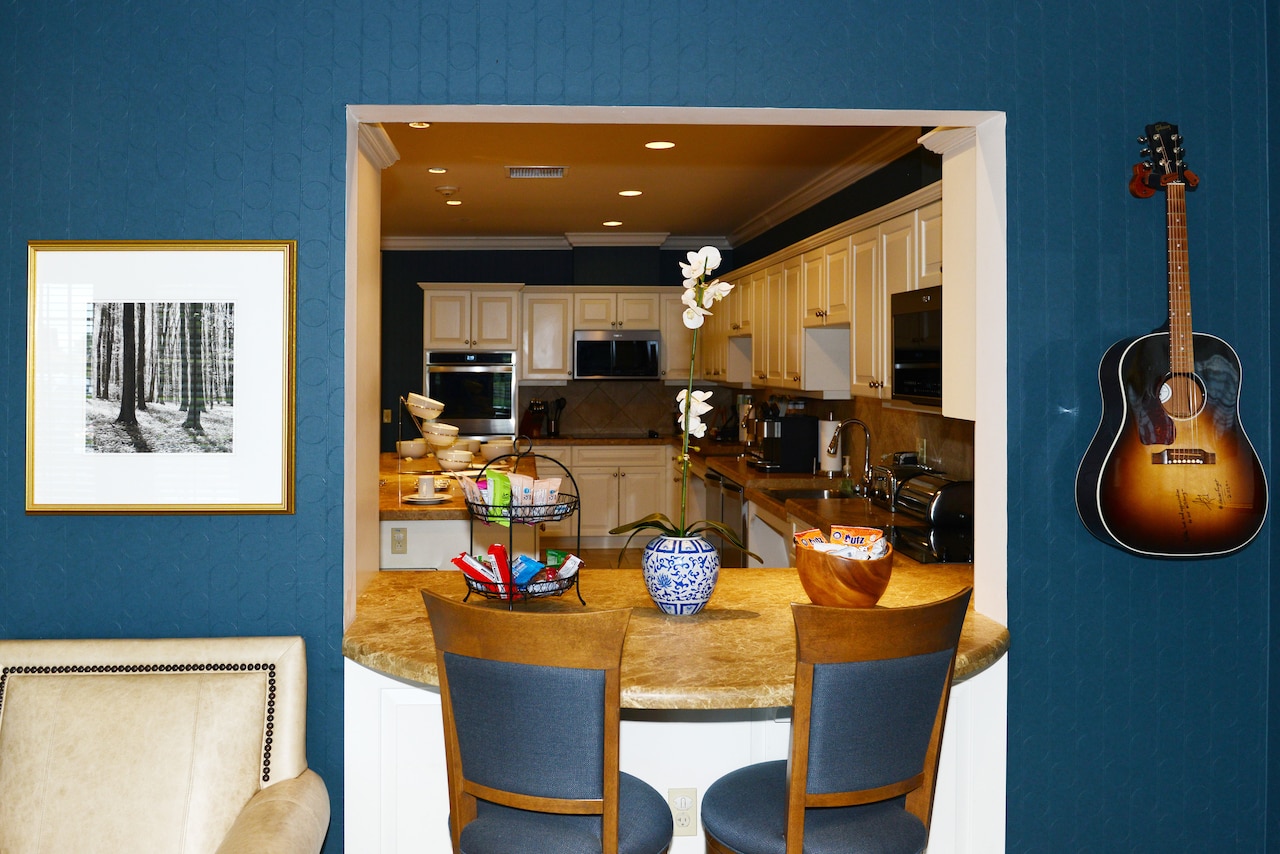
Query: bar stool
422 590 673 854
701 588 972 854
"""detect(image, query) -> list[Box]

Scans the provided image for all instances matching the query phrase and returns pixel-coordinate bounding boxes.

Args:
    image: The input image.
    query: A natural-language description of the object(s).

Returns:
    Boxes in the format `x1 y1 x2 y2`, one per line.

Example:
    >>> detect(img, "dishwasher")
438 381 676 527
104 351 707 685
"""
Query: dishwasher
705 470 747 567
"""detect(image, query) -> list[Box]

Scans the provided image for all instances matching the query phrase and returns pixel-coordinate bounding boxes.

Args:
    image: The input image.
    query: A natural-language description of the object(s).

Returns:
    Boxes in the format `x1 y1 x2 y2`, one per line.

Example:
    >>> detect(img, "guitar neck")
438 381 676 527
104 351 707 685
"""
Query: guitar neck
1166 181 1194 373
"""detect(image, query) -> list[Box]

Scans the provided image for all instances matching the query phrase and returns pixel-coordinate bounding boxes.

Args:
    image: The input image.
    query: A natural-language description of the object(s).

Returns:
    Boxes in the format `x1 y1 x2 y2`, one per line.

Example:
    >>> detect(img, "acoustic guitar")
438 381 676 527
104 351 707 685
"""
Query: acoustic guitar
1075 122 1268 558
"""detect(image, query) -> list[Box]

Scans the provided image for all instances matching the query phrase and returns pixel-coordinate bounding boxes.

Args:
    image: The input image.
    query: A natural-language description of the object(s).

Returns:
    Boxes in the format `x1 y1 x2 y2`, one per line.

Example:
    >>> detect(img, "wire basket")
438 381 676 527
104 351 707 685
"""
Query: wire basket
462 572 579 603
464 493 579 524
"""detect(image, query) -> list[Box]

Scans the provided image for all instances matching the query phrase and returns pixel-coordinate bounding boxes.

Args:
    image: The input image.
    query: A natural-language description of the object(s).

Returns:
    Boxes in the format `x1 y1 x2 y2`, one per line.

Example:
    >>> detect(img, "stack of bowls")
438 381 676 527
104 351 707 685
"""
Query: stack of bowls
435 447 474 472
421 422 460 448
453 438 481 454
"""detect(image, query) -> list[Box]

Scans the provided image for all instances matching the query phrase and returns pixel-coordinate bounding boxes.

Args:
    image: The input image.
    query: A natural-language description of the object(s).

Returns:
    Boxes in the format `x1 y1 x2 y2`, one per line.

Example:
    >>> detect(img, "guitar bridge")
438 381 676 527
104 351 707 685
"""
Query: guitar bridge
1152 449 1216 465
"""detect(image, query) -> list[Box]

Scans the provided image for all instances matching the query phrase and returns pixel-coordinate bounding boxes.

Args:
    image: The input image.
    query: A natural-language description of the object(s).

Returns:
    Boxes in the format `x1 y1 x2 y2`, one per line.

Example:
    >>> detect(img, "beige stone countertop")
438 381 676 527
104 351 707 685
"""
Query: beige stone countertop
343 564 1009 710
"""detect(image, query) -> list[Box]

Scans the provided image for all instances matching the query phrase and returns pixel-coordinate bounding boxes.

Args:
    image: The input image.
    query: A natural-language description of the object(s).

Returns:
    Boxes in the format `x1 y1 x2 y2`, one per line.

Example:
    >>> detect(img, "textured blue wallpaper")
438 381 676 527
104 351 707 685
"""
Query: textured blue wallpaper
0 1 1273 851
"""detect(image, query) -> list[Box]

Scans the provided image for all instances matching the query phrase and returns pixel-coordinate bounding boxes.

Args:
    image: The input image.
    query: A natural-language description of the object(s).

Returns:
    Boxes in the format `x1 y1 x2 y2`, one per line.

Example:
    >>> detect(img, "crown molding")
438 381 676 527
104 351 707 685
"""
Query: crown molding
565 231 669 247
920 126 977 155
728 126 923 246
660 235 732 251
382 235 571 250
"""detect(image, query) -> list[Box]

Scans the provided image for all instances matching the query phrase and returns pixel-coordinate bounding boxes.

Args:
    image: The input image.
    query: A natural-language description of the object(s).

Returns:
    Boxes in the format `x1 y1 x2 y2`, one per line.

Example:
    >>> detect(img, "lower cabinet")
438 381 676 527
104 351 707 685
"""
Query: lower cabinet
569 445 671 540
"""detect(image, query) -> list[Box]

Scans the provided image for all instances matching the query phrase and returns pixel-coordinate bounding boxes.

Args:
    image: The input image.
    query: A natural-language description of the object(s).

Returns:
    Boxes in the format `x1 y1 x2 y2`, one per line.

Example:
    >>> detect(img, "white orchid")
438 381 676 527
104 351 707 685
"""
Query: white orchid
679 246 722 285
701 279 733 307
677 388 714 419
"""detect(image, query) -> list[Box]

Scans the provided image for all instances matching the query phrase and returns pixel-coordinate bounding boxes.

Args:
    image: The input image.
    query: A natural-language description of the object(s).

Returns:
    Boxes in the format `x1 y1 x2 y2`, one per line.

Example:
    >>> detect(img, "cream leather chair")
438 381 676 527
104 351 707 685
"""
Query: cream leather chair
0 635 330 854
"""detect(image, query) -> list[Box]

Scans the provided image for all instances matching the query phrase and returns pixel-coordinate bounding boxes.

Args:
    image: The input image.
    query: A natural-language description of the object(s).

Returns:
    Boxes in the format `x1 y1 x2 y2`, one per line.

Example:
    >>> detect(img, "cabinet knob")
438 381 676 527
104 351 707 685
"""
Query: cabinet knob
613 472 618 478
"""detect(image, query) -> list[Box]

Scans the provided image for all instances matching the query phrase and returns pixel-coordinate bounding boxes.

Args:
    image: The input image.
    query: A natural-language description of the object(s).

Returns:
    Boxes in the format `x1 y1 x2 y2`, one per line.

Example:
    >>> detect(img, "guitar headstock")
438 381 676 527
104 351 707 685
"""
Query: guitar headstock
1130 121 1199 198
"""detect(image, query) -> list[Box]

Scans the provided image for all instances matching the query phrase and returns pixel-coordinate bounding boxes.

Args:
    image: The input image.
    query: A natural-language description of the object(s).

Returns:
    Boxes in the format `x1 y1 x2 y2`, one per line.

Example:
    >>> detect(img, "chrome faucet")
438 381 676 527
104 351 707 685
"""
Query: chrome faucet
828 419 872 495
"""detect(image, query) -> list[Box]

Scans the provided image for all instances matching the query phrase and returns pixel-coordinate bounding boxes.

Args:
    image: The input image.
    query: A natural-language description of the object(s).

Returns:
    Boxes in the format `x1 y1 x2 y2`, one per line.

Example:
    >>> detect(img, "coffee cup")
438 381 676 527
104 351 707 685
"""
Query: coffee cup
417 475 434 497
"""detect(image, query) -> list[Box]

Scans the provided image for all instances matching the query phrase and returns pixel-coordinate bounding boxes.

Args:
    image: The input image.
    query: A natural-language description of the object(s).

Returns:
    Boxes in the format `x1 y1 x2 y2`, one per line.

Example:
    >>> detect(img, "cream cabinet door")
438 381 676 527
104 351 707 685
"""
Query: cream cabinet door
617 293 660 329
880 210 919 296
917 200 943 289
423 290 472 349
801 249 827 329
573 466 622 536
660 292 698 381
533 445 575 539
573 293 616 329
849 226 887 398
521 292 574 381
472 291 519 349
780 255 804 390
619 466 667 531
822 235 853 325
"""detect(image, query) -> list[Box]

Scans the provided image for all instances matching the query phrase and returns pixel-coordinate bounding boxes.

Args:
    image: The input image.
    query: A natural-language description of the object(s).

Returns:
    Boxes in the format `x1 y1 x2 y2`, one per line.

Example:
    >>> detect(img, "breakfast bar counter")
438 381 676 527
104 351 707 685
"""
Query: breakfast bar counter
342 563 1008 710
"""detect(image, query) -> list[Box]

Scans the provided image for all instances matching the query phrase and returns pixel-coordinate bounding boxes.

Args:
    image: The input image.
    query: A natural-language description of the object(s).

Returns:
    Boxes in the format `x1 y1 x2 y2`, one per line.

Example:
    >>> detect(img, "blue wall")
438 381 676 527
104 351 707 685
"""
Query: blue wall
1 1 1274 850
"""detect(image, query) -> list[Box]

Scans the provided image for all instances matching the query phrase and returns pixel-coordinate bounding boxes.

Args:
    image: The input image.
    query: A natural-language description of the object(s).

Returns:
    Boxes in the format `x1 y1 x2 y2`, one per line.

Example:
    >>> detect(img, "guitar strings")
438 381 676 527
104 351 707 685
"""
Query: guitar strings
1166 181 1197 442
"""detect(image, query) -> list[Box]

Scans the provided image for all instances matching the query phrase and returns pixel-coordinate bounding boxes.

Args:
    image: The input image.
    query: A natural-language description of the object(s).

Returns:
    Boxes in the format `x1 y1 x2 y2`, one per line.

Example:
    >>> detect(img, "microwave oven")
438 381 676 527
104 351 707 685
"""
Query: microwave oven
573 329 661 380
890 286 942 406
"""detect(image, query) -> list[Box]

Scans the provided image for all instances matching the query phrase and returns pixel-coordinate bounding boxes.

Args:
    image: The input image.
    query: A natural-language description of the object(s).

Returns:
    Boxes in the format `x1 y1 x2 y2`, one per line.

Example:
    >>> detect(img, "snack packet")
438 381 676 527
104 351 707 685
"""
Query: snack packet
829 525 884 547
506 472 535 506
486 471 512 527
793 528 827 548
511 554 545 585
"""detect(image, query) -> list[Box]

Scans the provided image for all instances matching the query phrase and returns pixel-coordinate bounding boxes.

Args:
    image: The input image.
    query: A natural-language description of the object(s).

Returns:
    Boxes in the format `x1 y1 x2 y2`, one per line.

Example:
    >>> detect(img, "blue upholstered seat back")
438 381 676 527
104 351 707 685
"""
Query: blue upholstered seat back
806 649 953 795
443 651 607 800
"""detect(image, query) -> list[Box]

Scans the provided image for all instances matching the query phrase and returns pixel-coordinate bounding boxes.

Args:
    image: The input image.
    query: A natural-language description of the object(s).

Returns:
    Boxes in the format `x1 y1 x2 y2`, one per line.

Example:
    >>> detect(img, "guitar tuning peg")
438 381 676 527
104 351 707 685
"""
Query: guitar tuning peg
1139 148 1152 158
1137 135 1149 143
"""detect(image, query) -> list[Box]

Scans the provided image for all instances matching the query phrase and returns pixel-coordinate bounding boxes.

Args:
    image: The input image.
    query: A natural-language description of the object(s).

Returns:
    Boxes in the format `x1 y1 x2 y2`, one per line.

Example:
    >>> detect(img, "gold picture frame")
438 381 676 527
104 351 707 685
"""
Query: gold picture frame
26 240 296 514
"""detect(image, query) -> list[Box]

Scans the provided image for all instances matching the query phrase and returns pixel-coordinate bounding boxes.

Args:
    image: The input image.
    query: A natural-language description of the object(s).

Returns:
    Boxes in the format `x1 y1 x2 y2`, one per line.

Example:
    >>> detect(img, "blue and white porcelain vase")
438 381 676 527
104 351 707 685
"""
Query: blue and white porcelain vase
642 535 720 616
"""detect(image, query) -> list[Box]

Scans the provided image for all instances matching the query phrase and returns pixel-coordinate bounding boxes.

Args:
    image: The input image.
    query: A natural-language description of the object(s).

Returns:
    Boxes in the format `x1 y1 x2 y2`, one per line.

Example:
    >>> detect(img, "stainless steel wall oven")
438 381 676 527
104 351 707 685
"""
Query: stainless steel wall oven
423 351 517 437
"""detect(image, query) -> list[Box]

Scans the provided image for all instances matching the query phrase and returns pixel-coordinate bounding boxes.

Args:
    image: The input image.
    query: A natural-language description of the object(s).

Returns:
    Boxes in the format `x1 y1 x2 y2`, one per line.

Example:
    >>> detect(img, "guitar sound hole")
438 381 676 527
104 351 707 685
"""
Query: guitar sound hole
1159 373 1205 419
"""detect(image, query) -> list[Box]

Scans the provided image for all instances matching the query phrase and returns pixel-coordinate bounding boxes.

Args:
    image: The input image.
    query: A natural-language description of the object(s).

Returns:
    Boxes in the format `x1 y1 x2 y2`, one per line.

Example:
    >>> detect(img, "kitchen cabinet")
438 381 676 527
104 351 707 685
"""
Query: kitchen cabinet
532 445 575 539
880 210 918 297
570 446 669 539
802 235 852 328
574 292 660 330
779 256 804 389
917 200 943 289
727 269 759 337
848 225 887 398
660 291 699 381
754 263 782 385
520 292 574 382
422 286 520 350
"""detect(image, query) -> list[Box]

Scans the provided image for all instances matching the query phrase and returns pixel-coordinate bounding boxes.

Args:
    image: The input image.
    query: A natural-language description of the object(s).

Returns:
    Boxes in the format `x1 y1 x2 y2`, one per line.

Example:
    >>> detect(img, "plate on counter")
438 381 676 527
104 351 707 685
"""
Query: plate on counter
403 494 450 505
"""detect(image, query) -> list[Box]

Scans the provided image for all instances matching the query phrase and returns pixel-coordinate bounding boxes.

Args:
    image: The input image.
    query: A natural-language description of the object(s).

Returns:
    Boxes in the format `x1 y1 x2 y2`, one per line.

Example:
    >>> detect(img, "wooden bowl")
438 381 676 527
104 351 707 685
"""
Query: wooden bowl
795 542 894 608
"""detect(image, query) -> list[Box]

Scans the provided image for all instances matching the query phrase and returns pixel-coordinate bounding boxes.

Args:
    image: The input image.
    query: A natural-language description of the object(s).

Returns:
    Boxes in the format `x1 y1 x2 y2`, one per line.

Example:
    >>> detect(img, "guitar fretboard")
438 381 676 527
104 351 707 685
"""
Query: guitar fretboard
1166 181 1194 374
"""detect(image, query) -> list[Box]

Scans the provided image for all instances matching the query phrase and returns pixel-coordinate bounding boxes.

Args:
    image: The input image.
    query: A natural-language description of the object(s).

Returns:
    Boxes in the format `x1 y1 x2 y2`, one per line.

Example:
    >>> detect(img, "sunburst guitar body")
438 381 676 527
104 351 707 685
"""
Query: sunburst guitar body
1075 122 1267 558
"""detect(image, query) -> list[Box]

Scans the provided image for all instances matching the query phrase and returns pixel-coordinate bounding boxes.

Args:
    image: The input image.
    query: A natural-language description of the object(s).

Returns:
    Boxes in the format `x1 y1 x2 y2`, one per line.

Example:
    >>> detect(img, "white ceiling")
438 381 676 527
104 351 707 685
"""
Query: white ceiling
378 121 925 249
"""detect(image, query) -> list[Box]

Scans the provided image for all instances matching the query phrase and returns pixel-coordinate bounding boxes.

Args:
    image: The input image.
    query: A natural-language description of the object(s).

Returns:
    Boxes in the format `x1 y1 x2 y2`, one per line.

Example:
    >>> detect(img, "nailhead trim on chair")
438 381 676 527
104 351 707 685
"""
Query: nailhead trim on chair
0 661 279 782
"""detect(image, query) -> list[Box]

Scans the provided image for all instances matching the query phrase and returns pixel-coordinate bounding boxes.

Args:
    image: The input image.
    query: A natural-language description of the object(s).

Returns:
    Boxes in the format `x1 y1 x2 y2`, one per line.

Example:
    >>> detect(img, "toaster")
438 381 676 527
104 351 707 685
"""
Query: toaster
895 474 975 527
869 464 932 510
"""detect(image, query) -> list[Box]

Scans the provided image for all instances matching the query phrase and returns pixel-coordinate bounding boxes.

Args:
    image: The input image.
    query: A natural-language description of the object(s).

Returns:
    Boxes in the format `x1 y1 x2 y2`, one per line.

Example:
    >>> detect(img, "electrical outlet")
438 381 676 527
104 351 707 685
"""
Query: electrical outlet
390 527 407 554
668 787 697 837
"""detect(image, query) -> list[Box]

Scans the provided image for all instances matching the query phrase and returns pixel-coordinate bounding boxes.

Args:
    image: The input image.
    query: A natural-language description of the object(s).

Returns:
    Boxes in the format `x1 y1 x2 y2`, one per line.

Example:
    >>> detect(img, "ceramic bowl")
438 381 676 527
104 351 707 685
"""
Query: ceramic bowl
479 441 515 461
453 438 481 454
794 541 894 608
396 438 428 459
436 448 473 465
405 393 445 421
437 457 473 472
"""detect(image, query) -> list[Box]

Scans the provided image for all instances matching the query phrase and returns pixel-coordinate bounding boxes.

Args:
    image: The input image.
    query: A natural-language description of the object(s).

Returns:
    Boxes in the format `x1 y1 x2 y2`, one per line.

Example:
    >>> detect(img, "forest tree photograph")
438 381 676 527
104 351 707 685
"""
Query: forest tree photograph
86 301 235 454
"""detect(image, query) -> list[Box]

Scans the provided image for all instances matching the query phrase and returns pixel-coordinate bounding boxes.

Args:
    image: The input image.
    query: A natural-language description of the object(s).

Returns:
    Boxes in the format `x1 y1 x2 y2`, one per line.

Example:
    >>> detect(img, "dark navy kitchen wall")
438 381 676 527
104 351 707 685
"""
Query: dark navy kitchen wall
1 1 1274 851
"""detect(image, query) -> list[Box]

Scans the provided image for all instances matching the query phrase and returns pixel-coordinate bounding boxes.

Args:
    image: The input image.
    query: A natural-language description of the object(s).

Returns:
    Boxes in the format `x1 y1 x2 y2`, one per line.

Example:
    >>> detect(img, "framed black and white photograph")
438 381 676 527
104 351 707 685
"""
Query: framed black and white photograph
26 241 296 514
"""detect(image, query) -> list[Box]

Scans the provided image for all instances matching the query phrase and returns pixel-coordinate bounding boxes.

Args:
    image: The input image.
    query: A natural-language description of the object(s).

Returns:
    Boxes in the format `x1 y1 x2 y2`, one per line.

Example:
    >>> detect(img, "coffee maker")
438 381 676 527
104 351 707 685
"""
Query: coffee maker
750 414 819 472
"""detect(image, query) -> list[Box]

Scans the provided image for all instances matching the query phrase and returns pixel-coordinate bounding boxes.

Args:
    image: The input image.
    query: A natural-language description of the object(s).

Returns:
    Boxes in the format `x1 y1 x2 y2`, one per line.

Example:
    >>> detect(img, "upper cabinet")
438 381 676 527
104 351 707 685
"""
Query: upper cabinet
801 236 852 328
574 292 660 330
660 292 700 382
422 285 520 350
520 291 574 382
917 200 943 289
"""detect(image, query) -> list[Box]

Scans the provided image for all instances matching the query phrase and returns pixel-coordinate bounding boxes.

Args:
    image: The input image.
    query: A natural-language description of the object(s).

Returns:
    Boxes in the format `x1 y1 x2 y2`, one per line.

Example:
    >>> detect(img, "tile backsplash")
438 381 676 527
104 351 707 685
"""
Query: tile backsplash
518 381 973 480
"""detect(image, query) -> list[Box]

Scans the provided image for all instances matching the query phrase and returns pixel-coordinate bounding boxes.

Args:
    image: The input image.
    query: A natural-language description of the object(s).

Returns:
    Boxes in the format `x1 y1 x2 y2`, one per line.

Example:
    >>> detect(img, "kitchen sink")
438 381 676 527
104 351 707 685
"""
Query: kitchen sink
760 487 854 502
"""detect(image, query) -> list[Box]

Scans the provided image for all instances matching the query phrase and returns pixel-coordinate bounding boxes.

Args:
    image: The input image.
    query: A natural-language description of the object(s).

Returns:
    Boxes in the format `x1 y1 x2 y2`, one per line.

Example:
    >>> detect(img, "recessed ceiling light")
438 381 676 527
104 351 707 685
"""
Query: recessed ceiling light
618 190 642 197
428 166 448 174
446 199 462 206
409 121 431 129
603 220 622 227
645 140 675 150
